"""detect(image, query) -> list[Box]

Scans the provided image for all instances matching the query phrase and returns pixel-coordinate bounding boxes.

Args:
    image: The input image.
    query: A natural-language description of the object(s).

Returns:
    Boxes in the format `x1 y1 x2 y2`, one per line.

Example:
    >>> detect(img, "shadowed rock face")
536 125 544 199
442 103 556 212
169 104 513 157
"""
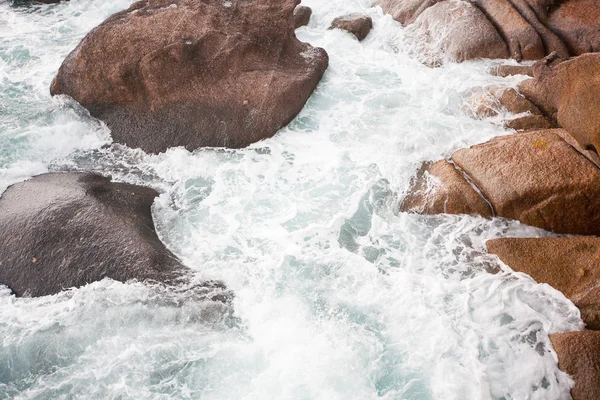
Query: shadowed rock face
487 237 600 329
293 5 312 28
50 0 329 154
0 172 225 298
550 331 600 400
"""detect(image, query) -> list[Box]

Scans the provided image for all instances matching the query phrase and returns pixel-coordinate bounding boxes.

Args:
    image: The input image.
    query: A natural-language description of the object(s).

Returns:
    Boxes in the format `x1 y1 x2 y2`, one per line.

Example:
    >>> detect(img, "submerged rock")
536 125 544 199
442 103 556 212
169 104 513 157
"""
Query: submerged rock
518 53 600 153
550 331 600 400
329 14 373 41
487 237 600 329
401 129 600 235
293 5 312 28
0 172 226 298
50 0 329 154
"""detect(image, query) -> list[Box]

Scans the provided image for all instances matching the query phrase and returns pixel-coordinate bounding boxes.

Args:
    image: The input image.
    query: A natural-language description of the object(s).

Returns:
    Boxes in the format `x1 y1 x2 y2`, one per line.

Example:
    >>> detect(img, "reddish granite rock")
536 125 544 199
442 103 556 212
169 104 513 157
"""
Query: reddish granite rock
374 0 442 26
504 114 554 131
329 14 373 41
451 129 600 235
51 0 329 154
550 331 600 400
518 53 600 152
487 237 600 329
489 64 534 77
548 0 600 55
400 160 493 216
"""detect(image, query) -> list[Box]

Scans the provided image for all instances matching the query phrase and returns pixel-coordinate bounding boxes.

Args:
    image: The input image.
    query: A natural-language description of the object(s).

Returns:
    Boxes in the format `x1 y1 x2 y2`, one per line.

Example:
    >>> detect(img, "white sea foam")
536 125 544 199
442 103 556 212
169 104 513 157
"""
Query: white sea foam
0 0 581 399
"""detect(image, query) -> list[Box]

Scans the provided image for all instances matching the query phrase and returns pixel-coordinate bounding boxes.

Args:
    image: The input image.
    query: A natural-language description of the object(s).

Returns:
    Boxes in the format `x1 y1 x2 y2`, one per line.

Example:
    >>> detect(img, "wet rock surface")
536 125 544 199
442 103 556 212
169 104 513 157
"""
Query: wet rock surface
51 0 329 154
329 13 373 41
0 172 226 299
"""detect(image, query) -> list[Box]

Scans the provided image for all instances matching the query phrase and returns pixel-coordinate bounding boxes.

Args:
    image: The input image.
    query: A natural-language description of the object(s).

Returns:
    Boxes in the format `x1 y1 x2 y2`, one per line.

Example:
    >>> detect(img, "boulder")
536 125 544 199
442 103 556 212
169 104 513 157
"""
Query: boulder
489 64 534 77
472 0 545 61
0 172 226 298
504 114 554 131
550 331 600 400
293 5 312 28
50 0 329 154
518 53 600 153
374 0 442 26
452 129 600 235
487 237 600 329
408 0 509 64
329 14 373 41
464 86 543 119
401 129 600 235
399 160 493 216
548 0 600 55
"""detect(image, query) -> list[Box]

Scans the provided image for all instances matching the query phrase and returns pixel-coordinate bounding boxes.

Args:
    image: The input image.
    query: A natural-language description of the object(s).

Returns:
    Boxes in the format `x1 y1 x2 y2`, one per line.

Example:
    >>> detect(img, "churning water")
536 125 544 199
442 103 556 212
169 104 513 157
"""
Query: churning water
0 0 584 399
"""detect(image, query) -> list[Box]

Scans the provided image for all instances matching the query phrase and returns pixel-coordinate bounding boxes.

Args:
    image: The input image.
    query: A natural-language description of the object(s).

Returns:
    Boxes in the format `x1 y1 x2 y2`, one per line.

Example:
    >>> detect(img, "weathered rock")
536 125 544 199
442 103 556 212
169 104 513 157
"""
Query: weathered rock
401 129 600 235
399 160 493 216
518 53 600 153
504 114 554 131
487 237 600 329
374 0 441 26
548 0 600 55
408 0 509 64
0 172 226 298
464 86 542 119
550 331 600 400
489 64 534 77
293 5 312 28
329 14 373 41
51 0 329 154
472 0 545 61
452 129 600 235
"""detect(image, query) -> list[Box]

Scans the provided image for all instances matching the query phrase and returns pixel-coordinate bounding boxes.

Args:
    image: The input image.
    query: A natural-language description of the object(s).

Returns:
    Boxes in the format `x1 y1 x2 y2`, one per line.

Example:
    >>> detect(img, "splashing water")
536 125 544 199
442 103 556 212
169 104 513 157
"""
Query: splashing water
0 0 582 399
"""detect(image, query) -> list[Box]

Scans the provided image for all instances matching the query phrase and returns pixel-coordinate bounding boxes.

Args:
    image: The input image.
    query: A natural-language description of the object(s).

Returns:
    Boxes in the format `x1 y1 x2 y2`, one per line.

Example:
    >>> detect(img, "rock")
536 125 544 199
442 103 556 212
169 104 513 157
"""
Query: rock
50 0 329 154
504 114 554 131
374 0 442 26
408 0 509 64
401 129 600 235
548 0 600 55
451 129 600 235
464 86 542 119
550 331 600 400
472 0 545 61
518 53 600 153
399 160 493 216
0 172 226 298
329 14 373 41
293 5 312 28
487 237 600 329
489 64 534 77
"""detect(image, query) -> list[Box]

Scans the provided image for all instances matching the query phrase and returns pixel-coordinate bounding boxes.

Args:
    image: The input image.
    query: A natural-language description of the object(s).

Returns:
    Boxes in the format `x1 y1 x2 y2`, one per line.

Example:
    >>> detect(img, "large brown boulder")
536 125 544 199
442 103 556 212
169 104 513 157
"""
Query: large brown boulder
548 0 600 55
518 53 600 153
50 0 329 154
400 160 493 216
408 0 509 64
401 129 600 235
0 172 228 299
487 237 600 329
329 14 373 41
550 331 600 400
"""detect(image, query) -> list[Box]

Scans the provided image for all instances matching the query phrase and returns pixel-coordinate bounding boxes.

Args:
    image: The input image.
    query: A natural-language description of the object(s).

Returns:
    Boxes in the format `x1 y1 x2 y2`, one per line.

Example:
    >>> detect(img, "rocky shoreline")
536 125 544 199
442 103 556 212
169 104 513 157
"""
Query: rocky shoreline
3 0 600 397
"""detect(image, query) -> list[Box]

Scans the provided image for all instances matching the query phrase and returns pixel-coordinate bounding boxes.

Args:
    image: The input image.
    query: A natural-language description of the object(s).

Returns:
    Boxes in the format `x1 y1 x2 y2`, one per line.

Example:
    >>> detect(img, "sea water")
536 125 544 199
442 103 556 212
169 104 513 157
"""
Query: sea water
0 0 583 399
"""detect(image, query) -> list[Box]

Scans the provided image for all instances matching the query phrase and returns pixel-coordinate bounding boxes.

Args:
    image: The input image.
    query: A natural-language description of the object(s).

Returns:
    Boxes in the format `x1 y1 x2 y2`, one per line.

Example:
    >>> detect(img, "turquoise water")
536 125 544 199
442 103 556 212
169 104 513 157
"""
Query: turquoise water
0 0 581 399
